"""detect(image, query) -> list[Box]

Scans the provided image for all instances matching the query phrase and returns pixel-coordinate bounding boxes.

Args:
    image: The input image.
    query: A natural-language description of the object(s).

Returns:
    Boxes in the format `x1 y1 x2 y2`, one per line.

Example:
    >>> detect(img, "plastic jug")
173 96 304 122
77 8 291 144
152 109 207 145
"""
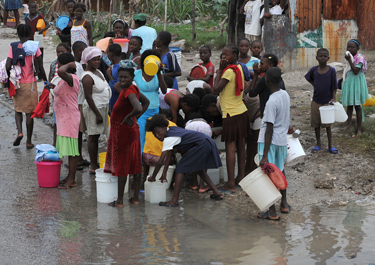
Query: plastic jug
334 102 348 122
144 178 166 203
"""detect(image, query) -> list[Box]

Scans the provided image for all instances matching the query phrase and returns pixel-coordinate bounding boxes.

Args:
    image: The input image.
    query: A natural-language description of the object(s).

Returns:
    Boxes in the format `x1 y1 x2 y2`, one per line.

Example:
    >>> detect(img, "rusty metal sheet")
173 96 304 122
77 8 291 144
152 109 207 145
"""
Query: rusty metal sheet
295 0 322 33
323 0 358 20
356 0 375 49
322 20 358 62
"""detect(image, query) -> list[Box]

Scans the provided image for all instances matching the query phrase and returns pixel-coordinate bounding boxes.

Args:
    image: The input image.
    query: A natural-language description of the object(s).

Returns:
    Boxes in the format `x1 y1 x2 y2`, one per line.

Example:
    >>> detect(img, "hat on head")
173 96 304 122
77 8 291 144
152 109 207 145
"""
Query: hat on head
133 13 147 22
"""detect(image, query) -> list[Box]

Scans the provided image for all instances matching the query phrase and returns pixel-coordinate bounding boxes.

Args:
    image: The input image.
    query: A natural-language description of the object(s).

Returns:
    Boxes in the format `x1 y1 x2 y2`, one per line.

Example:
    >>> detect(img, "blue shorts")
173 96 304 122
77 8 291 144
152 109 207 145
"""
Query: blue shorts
258 143 287 172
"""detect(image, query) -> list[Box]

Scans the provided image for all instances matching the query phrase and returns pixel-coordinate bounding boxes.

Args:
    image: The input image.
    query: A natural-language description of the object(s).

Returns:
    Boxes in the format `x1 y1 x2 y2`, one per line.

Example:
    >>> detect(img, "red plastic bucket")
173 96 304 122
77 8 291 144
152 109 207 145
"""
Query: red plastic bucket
35 161 62 188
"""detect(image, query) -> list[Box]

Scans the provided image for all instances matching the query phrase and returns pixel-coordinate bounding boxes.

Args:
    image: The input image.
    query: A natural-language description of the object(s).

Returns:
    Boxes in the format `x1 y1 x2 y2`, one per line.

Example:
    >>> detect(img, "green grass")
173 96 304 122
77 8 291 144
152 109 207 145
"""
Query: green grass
152 20 227 50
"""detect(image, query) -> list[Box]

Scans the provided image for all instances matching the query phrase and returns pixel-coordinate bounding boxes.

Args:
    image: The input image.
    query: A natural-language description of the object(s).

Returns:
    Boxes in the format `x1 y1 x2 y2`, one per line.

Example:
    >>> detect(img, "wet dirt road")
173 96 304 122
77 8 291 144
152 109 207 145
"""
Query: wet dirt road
0 104 375 265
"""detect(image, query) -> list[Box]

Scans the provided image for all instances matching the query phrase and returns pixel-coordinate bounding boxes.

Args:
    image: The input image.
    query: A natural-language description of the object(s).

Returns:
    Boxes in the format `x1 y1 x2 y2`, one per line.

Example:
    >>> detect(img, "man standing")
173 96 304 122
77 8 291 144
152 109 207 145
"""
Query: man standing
132 13 157 54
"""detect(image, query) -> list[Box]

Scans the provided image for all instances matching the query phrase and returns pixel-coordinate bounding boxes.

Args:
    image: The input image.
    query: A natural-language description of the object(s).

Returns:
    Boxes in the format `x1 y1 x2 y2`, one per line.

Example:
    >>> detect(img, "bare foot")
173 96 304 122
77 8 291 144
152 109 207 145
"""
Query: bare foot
344 125 352 131
219 183 236 193
356 130 362 137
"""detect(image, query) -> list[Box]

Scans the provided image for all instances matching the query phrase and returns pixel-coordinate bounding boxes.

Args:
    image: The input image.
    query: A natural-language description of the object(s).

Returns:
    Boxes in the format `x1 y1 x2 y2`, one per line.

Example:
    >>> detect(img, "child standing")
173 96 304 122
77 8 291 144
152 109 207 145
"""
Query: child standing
187 45 215 87
107 43 122 111
71 3 93 47
23 0 29 22
128 36 142 69
213 45 250 192
257 67 290 221
240 0 262 42
155 31 181 90
305 48 338 154
146 114 223 207
238 38 261 72
25 1 50 40
105 60 150 206
56 0 75 45
341 39 369 137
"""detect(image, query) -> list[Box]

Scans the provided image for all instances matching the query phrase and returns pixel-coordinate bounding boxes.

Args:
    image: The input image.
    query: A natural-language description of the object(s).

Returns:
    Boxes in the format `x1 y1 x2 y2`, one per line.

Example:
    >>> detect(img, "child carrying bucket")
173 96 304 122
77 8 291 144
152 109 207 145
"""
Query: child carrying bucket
257 67 290 221
305 48 338 154
146 114 223 207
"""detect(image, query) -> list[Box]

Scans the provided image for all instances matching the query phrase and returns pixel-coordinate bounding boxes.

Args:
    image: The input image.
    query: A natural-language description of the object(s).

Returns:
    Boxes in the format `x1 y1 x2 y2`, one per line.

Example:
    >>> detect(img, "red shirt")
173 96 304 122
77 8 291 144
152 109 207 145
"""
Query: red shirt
26 14 44 40
199 61 215 87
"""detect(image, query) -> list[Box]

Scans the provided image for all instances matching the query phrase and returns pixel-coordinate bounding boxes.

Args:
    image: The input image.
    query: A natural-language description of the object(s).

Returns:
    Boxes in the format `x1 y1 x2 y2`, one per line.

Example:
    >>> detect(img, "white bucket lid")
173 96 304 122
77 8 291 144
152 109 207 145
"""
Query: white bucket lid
95 168 118 183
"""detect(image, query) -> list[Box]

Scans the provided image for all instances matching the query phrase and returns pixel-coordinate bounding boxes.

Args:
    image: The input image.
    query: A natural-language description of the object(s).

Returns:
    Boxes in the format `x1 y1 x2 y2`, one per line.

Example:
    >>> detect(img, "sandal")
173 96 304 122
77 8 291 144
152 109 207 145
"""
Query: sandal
210 193 224 201
108 201 124 208
58 182 77 189
13 134 23 146
198 186 211 193
26 143 34 149
186 184 198 190
280 205 291 214
327 147 338 154
311 146 323 153
257 211 280 221
159 201 179 207
129 198 140 205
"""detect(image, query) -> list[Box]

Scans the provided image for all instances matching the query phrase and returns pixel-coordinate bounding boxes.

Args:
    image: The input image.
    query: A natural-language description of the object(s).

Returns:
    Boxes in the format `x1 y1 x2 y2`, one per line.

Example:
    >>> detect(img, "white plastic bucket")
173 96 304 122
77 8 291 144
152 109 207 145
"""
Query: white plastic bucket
334 102 348 122
34 34 44 48
219 152 237 182
95 169 118 203
286 135 306 166
144 179 166 203
212 127 225 151
149 165 176 189
170 47 182 68
239 167 282 212
319 105 335 124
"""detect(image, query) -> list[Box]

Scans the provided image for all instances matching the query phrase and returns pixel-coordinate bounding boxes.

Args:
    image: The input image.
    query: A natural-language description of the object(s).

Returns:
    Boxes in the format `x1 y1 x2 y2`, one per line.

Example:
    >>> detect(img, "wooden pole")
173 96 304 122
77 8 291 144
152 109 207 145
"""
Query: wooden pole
97 0 100 13
192 0 196 40
120 0 123 18
164 0 167 31
108 0 113 31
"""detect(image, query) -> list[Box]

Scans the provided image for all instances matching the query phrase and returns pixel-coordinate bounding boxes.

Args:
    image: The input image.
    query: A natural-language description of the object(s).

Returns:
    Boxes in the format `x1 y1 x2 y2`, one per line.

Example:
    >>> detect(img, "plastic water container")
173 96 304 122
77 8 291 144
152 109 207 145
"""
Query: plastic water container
239 167 282 212
113 38 129 53
212 127 225 151
35 160 62 188
286 135 306 166
144 179 166 203
207 168 220 185
319 105 335 124
99 152 106 169
169 47 182 68
95 169 118 203
334 102 348 122
219 152 238 182
144 55 161 76
363 94 375 107
149 165 176 189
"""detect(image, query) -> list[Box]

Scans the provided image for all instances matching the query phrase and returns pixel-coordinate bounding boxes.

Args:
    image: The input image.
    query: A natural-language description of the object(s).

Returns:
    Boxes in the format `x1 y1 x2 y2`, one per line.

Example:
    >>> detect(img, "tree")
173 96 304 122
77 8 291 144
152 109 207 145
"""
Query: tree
227 0 245 44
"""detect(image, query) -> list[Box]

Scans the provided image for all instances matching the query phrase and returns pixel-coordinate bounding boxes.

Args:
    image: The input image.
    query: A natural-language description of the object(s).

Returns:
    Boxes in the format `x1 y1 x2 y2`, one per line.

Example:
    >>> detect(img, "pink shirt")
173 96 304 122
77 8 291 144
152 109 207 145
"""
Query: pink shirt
8 45 41 84
54 74 80 138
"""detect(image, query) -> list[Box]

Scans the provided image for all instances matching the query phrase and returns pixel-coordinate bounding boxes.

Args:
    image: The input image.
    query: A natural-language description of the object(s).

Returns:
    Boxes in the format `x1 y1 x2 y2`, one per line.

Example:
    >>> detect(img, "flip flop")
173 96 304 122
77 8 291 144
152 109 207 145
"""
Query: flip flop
257 211 280 221
58 182 76 189
159 201 179 207
13 134 23 146
311 146 323 153
78 160 90 167
108 201 124 208
129 198 140 205
210 193 224 201
327 147 338 154
280 205 291 214
64 164 83 170
89 168 96 174
59 179 77 186
26 144 34 149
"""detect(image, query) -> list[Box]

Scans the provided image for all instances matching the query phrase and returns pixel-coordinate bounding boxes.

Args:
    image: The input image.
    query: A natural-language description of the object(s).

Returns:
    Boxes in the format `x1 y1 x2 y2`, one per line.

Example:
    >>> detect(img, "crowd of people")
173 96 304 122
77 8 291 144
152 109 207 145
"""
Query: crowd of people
1 0 369 221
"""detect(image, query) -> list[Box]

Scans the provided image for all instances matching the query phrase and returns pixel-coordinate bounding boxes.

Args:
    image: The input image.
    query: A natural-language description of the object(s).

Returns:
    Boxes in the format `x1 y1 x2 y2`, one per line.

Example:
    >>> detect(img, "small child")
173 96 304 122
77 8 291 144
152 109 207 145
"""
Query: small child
155 31 181 90
341 39 369 137
107 43 122 111
143 109 176 184
305 48 338 154
104 60 150 206
26 1 50 40
128 36 142 69
146 114 223 207
260 0 284 26
71 3 93 46
257 67 290 221
250 40 263 59
49 42 71 147
240 0 262 42
187 45 215 87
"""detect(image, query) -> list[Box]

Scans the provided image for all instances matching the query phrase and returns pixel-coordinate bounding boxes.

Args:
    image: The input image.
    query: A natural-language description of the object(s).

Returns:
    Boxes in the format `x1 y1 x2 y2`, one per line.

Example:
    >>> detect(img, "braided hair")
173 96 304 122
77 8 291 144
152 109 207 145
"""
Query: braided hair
181 94 200 112
58 53 76 74
17 24 32 39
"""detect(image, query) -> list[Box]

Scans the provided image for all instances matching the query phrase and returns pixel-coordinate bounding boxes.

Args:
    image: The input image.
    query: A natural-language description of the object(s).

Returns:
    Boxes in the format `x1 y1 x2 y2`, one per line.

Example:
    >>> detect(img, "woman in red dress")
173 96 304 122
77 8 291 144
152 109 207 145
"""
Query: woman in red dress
104 60 149 207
